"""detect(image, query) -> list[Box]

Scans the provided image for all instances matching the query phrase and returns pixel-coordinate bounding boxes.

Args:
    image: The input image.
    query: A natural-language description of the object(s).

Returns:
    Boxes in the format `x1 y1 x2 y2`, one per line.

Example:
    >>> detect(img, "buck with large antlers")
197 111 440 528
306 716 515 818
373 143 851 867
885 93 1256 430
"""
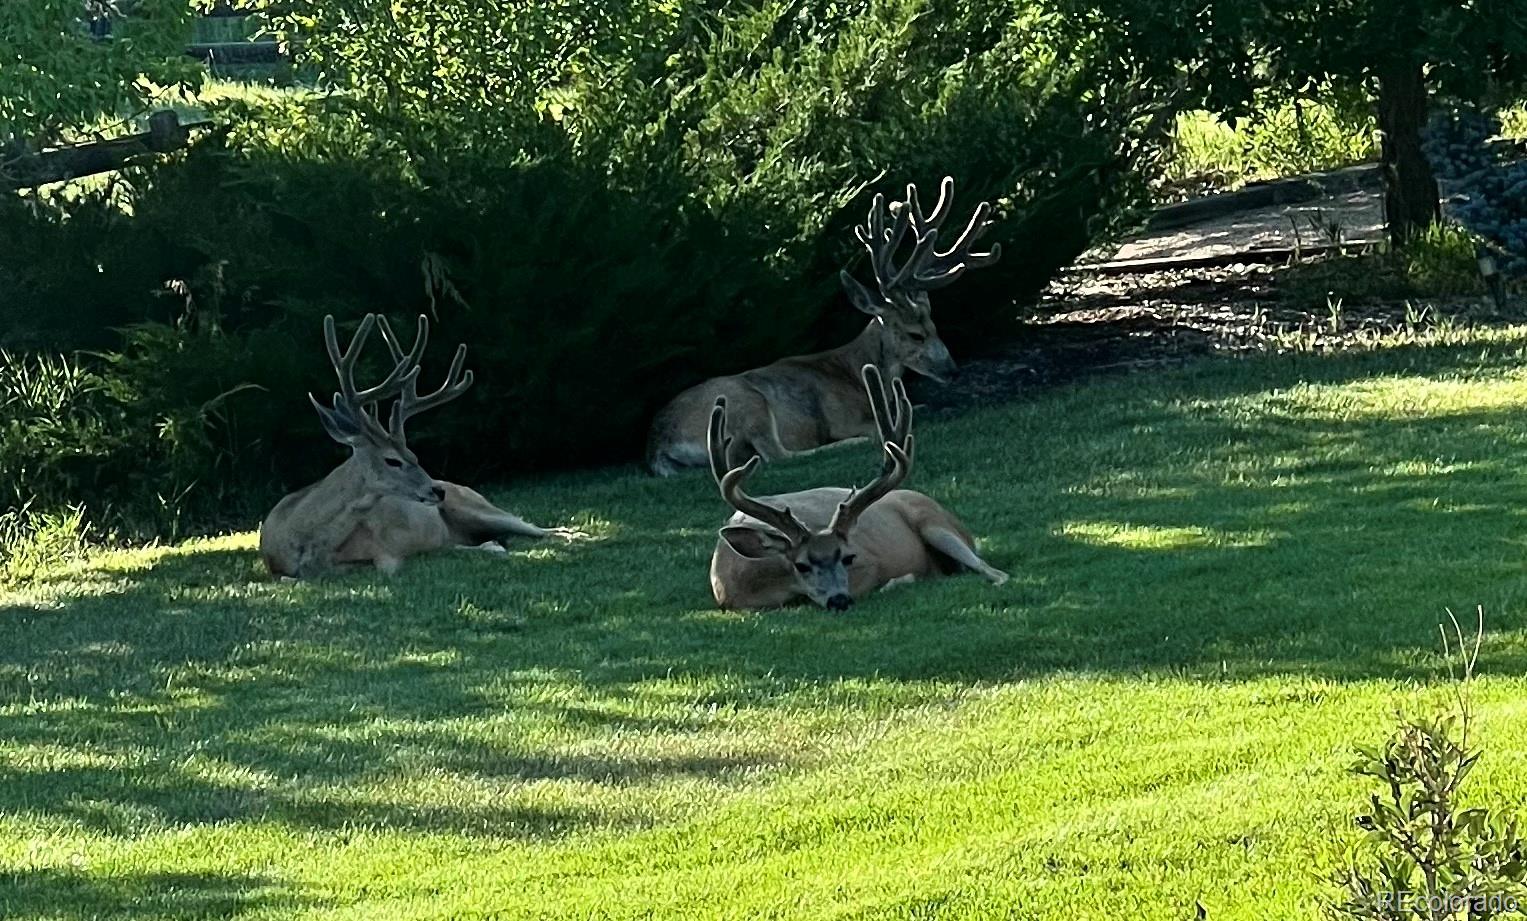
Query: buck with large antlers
646 176 1000 477
259 314 577 578
707 364 1007 611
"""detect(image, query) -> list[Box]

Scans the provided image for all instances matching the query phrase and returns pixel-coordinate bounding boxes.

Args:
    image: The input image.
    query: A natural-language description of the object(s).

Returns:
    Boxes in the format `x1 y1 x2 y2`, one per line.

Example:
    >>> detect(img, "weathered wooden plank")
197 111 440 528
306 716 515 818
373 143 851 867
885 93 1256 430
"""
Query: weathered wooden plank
1063 241 1384 277
1146 164 1382 232
1 112 199 191
185 41 285 64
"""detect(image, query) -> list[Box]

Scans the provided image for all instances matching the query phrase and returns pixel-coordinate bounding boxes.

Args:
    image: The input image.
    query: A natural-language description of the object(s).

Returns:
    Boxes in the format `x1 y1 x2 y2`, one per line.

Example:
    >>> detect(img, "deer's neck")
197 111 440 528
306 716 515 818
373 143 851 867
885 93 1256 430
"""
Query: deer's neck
315 454 371 502
833 319 901 381
296 455 378 560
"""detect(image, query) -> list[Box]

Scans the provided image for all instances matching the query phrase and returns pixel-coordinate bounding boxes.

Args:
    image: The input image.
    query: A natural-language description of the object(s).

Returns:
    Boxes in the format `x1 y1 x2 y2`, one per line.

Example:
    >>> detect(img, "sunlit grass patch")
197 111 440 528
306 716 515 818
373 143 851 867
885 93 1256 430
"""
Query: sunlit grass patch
1059 521 1280 551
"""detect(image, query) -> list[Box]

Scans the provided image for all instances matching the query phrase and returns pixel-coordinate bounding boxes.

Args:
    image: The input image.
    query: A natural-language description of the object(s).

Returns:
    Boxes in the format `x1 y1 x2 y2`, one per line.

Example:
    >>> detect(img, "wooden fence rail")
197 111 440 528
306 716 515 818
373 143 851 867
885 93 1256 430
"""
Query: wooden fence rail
1 112 204 191
186 41 286 65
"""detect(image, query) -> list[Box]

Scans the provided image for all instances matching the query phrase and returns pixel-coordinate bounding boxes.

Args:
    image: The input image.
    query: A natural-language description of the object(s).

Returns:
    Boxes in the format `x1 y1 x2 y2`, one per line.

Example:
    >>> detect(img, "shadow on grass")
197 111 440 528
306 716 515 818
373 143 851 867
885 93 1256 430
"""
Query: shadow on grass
0 868 319 920
5 334 1527 840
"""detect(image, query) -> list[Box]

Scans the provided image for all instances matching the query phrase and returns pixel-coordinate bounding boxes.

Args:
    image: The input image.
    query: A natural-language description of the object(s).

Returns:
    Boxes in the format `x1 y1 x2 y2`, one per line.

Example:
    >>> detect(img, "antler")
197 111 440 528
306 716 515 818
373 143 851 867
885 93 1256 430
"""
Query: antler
707 397 811 546
829 365 915 537
853 176 1002 297
323 314 421 413
316 313 424 443
376 315 474 443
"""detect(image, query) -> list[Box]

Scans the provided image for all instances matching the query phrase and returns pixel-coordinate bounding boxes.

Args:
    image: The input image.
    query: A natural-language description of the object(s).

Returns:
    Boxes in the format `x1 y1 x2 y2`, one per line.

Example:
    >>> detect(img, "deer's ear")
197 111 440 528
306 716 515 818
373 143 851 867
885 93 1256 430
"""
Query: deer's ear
719 526 793 560
840 270 884 317
309 394 367 447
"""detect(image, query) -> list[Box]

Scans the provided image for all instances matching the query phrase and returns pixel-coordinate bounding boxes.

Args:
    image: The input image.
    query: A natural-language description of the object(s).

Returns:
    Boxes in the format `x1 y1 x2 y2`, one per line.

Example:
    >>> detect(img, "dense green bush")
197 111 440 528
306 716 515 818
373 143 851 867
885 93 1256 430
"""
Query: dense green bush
1278 223 1486 310
0 334 272 538
2 0 1208 537
0 0 198 152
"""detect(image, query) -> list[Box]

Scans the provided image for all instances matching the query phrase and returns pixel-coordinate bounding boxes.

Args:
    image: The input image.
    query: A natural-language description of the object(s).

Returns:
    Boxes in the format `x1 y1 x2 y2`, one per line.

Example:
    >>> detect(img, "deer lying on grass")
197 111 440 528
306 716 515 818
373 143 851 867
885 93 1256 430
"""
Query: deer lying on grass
646 176 1000 477
707 364 1007 611
259 314 577 578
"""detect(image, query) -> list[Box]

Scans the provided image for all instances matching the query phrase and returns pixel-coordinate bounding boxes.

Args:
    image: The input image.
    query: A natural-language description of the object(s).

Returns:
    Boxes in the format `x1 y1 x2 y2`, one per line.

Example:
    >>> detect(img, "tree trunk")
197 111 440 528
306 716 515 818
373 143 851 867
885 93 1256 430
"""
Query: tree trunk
1376 63 1440 247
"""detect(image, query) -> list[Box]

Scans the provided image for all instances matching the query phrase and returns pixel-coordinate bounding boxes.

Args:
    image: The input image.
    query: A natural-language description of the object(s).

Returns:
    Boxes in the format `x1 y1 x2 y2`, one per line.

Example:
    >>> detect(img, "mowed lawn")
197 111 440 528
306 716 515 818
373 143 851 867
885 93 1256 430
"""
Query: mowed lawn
8 330 1527 920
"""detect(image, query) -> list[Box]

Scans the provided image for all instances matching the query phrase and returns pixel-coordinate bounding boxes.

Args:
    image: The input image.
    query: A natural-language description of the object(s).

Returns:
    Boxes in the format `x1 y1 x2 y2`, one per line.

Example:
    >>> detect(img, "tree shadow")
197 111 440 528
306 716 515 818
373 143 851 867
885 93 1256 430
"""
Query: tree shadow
6 336 1527 840
0 869 319 921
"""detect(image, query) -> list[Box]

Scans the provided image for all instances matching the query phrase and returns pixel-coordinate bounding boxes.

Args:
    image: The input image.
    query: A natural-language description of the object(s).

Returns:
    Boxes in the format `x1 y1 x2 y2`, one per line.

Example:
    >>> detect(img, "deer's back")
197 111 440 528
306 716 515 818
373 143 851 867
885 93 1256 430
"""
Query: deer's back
650 349 873 464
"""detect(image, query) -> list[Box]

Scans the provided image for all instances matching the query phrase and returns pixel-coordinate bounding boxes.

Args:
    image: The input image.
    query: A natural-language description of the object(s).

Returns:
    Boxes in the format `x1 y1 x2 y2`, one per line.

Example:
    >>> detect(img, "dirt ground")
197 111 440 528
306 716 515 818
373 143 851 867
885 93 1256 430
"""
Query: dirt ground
914 264 1502 413
1097 189 1386 264
911 173 1507 413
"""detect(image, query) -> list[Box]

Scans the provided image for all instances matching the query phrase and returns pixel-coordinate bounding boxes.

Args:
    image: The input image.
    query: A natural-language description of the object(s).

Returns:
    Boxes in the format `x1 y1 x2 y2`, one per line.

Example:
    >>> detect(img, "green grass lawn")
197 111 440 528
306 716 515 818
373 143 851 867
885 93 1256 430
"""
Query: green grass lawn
8 329 1527 919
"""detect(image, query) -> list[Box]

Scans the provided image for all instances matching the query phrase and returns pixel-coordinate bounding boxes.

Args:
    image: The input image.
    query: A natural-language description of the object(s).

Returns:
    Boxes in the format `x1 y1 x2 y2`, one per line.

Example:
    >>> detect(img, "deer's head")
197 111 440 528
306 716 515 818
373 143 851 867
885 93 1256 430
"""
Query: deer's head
710 365 913 612
308 313 473 505
840 177 1001 383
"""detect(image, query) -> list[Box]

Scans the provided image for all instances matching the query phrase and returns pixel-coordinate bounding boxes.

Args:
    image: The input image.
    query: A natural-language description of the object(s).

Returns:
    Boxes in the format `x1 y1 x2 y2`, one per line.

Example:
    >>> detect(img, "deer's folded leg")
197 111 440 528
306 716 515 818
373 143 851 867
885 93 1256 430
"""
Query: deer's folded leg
921 526 1008 585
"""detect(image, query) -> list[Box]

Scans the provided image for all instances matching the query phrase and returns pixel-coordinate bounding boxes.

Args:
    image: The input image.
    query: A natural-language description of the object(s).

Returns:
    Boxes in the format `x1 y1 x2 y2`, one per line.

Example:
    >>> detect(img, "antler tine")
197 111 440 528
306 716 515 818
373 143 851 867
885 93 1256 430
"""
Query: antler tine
861 364 897 446
889 376 914 452
832 366 916 536
707 398 733 488
375 314 430 370
856 192 914 297
323 313 368 404
860 365 914 470
928 176 954 227
365 314 433 429
322 313 420 425
912 196 1002 290
905 177 954 233
889 227 939 291
708 397 811 545
830 440 912 538
390 342 473 443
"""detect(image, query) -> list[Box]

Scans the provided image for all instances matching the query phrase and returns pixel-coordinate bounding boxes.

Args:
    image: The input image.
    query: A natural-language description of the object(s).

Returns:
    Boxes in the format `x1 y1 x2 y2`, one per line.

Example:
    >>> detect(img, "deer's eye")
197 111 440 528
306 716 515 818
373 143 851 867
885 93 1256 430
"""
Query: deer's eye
385 457 404 468
842 554 857 566
794 562 812 574
907 331 928 343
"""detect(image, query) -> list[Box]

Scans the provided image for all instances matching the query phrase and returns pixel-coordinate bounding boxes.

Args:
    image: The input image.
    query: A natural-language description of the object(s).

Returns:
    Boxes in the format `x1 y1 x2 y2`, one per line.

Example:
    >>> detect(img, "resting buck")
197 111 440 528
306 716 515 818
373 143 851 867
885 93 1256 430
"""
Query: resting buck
259 313 576 578
707 364 1007 611
646 176 1000 476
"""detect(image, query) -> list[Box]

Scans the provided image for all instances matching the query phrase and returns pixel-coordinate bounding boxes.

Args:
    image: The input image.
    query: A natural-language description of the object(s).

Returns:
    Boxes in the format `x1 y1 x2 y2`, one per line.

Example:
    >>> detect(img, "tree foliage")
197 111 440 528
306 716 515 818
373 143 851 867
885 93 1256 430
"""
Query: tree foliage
1245 0 1527 242
0 0 200 154
1257 0 1526 101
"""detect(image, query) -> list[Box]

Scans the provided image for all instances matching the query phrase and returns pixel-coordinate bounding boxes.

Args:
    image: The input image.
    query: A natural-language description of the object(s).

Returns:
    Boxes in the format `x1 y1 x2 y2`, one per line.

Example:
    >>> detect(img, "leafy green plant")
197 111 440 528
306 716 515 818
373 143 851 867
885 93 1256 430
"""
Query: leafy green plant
0 503 93 585
1330 611 1527 921
0 0 201 154
1164 95 1377 191
0 349 127 511
1502 104 1527 141
1279 223 1486 310
0 336 271 542
1399 224 1490 299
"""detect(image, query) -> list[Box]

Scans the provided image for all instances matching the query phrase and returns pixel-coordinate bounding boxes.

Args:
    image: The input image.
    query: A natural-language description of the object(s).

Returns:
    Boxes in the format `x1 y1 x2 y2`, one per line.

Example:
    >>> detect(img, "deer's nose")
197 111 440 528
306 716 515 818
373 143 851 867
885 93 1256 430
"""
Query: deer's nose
826 593 854 612
431 485 446 502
